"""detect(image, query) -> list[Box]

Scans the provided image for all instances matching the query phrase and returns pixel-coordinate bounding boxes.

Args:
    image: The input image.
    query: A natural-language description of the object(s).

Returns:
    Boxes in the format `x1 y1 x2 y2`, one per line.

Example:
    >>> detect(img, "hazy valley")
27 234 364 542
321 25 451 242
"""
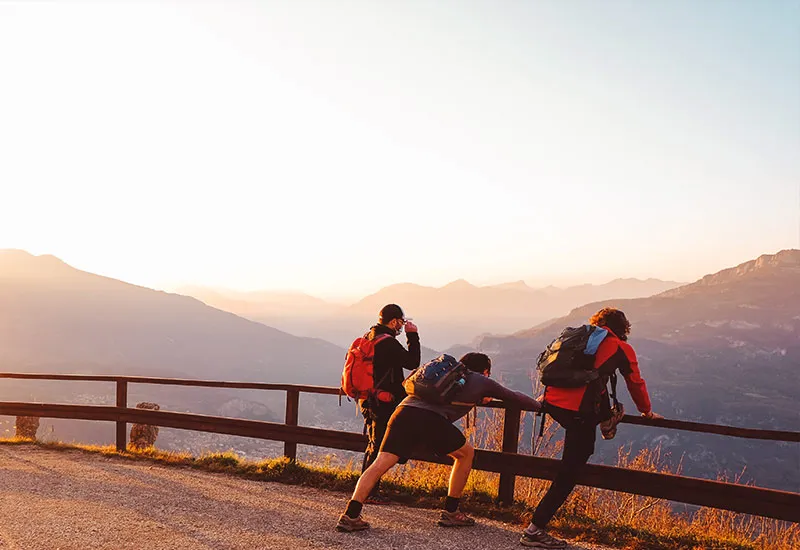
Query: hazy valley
182 277 683 350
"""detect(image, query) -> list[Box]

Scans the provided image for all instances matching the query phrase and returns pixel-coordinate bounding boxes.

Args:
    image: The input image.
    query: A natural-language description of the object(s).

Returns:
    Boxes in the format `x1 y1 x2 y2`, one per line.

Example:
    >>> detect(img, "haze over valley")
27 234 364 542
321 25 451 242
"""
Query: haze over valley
182 277 683 350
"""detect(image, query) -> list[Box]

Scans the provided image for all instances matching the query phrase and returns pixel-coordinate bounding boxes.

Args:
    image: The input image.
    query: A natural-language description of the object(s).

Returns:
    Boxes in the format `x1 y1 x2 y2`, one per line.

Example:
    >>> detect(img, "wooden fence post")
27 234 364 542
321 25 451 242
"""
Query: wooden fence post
498 404 521 504
284 389 299 460
116 380 128 452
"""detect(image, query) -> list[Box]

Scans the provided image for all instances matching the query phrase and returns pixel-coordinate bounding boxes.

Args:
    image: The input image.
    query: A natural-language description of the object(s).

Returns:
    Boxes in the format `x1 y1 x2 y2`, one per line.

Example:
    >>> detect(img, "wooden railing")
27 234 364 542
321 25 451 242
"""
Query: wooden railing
0 372 797 523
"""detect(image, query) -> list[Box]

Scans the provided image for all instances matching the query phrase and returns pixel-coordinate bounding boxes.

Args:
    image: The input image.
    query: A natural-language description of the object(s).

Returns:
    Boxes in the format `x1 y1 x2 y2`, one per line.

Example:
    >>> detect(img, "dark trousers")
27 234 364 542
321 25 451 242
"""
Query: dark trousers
533 407 597 528
361 401 394 472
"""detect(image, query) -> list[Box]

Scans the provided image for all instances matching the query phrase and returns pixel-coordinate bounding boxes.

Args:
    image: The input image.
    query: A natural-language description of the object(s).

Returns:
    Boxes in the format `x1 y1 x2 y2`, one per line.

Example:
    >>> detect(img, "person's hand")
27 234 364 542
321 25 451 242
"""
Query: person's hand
642 411 663 420
404 320 418 333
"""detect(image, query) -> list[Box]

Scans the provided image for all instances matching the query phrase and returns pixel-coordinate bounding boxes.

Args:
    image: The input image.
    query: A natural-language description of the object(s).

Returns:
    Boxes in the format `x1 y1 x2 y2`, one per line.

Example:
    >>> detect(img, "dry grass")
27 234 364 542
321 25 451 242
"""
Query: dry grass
491 409 797 550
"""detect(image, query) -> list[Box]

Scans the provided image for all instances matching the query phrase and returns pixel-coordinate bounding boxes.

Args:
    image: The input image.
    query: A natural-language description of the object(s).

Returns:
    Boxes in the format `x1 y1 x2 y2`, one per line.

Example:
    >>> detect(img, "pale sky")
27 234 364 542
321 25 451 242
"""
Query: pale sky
1 1 798 300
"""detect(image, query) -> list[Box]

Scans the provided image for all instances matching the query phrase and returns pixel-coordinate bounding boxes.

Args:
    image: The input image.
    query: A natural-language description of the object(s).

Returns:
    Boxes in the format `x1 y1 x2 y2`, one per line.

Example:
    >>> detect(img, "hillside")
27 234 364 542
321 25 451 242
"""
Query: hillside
0 250 343 382
0 250 350 446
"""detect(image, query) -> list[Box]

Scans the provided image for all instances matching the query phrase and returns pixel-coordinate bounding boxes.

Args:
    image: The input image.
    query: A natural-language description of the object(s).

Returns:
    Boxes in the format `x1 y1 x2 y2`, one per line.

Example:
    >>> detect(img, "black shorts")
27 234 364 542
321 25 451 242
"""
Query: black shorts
379 405 466 464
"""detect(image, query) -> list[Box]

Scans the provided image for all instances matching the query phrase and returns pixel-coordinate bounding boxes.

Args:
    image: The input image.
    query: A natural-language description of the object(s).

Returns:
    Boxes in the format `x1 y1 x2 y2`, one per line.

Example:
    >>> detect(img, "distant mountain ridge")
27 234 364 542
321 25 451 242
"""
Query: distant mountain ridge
661 248 800 295
185 274 683 349
346 277 683 348
509 249 800 350
177 286 341 318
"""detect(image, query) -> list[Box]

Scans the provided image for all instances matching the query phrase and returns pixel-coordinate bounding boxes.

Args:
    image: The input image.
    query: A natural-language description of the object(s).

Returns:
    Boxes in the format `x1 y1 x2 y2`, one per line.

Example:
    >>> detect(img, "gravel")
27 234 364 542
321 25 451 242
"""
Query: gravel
0 445 614 550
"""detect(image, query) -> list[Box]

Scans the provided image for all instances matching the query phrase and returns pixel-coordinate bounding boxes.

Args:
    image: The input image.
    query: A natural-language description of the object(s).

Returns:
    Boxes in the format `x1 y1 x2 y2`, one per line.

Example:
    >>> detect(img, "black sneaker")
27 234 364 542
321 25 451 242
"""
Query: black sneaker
520 527 567 548
437 510 476 527
335 513 370 532
364 493 391 505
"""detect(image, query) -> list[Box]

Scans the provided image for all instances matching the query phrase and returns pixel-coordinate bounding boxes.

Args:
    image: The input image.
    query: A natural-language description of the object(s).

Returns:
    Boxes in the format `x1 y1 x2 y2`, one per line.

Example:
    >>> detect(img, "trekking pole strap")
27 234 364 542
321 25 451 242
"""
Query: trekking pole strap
533 409 546 455
609 372 619 408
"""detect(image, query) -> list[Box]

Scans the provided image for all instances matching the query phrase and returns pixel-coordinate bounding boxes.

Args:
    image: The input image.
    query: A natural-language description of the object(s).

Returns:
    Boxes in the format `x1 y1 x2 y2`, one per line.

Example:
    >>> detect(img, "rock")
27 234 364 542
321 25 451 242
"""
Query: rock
129 402 160 449
15 416 40 439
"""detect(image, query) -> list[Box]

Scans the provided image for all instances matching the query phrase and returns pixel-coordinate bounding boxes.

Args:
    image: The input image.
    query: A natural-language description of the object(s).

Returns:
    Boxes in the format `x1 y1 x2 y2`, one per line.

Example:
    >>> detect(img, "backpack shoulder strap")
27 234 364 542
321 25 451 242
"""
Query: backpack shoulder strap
370 334 395 391
608 372 619 407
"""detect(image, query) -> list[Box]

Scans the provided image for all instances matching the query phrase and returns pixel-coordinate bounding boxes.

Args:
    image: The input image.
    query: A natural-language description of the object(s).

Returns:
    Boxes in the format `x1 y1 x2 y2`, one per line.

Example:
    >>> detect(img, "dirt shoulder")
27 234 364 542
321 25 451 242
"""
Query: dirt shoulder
0 445 613 550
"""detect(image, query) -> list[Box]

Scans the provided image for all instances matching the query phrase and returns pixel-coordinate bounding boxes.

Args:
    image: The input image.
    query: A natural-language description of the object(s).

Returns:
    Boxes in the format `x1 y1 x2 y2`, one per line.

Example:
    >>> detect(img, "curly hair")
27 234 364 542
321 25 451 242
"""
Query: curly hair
589 307 631 341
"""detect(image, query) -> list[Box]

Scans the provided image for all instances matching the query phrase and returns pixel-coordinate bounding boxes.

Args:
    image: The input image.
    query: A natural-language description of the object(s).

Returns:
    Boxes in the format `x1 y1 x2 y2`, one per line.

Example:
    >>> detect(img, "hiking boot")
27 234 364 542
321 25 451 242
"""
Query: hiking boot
600 402 625 440
519 527 567 548
437 510 476 527
335 513 370 532
364 493 391 505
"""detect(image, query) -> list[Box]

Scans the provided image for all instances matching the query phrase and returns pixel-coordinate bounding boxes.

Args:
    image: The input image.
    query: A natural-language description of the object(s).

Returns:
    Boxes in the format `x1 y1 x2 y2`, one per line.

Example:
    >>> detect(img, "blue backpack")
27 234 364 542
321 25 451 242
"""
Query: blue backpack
403 354 468 404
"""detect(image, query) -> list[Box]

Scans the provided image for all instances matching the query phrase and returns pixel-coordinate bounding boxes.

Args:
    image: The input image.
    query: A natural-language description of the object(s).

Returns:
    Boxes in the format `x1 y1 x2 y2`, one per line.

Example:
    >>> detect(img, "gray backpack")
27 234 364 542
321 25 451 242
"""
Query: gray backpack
402 354 468 404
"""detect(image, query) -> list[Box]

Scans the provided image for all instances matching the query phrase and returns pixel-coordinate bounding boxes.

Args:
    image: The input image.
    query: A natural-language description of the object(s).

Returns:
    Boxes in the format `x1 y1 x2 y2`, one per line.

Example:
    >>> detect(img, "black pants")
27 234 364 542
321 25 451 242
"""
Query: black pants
361 400 395 472
533 406 597 528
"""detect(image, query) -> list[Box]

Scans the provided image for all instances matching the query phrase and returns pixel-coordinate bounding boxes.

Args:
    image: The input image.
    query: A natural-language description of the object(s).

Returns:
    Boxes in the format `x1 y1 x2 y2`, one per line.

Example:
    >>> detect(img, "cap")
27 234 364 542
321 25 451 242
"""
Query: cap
379 304 405 324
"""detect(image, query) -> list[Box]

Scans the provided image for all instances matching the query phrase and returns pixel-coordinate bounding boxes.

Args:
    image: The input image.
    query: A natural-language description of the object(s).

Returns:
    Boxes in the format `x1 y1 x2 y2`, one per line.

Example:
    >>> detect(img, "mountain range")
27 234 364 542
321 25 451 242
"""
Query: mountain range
184 277 682 350
0 250 342 382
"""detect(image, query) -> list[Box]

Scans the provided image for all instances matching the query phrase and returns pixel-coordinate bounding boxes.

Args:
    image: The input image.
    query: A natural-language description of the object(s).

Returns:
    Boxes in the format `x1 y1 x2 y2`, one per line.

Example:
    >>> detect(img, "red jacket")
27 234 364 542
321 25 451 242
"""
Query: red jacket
544 328 652 415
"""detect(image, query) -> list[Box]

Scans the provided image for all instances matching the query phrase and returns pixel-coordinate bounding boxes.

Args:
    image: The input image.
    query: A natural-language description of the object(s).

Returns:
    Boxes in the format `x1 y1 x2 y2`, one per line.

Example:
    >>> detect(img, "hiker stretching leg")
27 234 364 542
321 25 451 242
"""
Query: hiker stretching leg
337 352 542 532
522 308 662 549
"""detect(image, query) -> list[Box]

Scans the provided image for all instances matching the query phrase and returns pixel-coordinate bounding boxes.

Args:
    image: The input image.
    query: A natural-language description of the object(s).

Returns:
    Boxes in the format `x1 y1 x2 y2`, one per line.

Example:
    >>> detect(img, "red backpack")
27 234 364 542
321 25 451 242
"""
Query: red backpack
341 334 393 402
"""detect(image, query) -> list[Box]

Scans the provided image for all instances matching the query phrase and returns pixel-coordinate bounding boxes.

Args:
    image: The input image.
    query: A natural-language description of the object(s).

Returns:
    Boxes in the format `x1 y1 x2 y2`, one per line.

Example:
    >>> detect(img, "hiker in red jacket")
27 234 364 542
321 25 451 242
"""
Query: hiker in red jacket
521 307 662 549
358 304 421 504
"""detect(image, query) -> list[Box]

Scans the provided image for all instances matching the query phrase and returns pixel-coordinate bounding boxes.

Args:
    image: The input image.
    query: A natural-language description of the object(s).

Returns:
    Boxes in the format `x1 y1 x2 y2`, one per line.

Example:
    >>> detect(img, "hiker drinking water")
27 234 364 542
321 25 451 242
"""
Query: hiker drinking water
336 352 542 532
340 304 421 504
522 307 662 549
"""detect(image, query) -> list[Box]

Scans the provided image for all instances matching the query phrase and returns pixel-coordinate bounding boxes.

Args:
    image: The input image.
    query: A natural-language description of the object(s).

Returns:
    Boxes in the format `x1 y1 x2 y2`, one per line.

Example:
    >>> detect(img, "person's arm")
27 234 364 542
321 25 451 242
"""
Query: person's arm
403 321 421 371
483 377 542 412
380 331 421 373
618 343 653 415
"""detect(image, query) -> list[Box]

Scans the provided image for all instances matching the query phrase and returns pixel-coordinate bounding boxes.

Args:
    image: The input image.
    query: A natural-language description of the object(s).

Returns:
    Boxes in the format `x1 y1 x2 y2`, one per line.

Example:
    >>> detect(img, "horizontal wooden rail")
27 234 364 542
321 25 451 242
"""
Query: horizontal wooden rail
482 400 800 442
0 372 340 395
620 414 800 442
0 401 797 523
2 373 796 443
0 401 367 451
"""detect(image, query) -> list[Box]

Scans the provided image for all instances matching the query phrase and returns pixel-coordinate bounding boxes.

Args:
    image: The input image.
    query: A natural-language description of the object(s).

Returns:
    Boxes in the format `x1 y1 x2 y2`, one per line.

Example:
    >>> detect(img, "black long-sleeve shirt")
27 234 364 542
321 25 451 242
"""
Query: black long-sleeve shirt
368 324 421 403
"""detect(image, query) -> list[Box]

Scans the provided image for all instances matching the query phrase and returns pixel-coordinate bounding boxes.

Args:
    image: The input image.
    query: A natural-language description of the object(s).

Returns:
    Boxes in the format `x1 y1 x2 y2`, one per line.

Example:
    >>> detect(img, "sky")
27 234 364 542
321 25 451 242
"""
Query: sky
1 0 798 300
